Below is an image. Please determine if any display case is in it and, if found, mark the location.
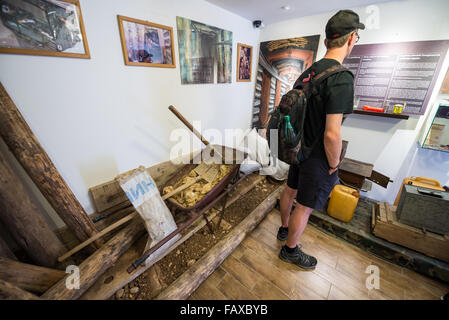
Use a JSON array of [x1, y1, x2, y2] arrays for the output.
[[421, 104, 449, 152]]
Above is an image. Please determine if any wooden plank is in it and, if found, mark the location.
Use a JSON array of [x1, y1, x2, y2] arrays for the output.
[[371, 203, 377, 232], [0, 257, 65, 293], [0, 279, 40, 300], [41, 219, 145, 300], [378, 202, 387, 222], [0, 150, 66, 267], [339, 158, 373, 177], [155, 185, 284, 300], [80, 173, 266, 300], [89, 160, 185, 213], [372, 206, 449, 263], [0, 82, 101, 246], [367, 170, 391, 188]]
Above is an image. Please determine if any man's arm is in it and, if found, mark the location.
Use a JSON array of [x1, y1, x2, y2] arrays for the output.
[[324, 113, 343, 175]]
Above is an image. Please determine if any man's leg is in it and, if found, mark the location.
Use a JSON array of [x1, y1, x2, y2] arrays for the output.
[[279, 186, 297, 228], [285, 202, 313, 248], [277, 165, 299, 241], [279, 201, 317, 270]]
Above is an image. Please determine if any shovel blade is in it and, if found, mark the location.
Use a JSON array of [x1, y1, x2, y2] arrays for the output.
[[193, 162, 209, 176], [202, 167, 219, 183]]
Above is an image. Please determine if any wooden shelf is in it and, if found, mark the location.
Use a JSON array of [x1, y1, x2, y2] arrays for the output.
[[353, 110, 409, 119]]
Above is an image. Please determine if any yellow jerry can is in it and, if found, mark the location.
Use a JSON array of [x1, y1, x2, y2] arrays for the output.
[[393, 177, 445, 206], [327, 185, 360, 223]]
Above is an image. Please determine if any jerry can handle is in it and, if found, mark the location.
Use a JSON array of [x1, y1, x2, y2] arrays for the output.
[[411, 177, 441, 187]]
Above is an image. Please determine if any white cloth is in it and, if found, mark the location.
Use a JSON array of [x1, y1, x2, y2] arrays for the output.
[[235, 128, 289, 180]]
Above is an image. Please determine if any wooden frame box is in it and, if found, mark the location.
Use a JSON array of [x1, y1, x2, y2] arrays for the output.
[[0, 0, 90, 59], [117, 15, 175, 68], [236, 43, 252, 82]]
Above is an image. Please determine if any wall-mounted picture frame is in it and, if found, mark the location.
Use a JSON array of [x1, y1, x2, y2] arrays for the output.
[[237, 43, 252, 82], [0, 0, 90, 59], [117, 15, 175, 68]]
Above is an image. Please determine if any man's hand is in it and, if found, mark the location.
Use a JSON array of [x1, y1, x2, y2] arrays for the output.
[[324, 113, 343, 175]]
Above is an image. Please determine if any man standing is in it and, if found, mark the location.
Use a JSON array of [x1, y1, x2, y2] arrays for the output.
[[277, 10, 364, 270]]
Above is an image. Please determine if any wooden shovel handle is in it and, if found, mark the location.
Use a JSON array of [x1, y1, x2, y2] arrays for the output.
[[168, 105, 210, 146], [57, 212, 138, 262]]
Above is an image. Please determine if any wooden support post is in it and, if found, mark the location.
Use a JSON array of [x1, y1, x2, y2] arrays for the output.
[[0, 151, 66, 267], [41, 219, 145, 300], [0, 82, 101, 246], [155, 185, 284, 300], [0, 279, 40, 300], [0, 233, 16, 260], [0, 257, 65, 293]]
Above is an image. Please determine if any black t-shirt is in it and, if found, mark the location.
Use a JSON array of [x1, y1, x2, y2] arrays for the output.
[[295, 58, 354, 160]]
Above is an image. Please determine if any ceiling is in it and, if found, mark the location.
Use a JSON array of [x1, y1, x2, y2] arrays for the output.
[[205, 0, 394, 25]]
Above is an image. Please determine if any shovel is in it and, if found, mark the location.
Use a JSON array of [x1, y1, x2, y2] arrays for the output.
[[161, 163, 218, 200]]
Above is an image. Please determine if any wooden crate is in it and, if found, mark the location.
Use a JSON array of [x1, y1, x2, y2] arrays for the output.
[[372, 202, 449, 263]]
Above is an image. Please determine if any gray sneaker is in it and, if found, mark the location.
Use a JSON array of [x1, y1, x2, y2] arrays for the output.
[[279, 245, 317, 270], [277, 226, 288, 241]]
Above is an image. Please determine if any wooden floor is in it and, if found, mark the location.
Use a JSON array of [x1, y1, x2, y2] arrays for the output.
[[189, 209, 449, 300]]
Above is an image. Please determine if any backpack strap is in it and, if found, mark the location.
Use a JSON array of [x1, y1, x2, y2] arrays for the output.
[[295, 64, 353, 162], [312, 64, 352, 86], [294, 64, 353, 92]]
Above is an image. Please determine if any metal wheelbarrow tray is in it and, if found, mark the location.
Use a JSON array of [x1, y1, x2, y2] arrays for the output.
[[127, 146, 248, 273], [161, 145, 247, 213]]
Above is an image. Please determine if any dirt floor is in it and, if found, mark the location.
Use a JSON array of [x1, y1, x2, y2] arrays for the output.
[[113, 177, 283, 300]]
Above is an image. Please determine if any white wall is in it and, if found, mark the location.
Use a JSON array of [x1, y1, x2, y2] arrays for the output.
[[260, 0, 449, 202], [0, 0, 260, 223]]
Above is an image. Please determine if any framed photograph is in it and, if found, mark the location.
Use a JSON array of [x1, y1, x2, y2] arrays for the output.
[[177, 16, 232, 84], [237, 43, 252, 82], [0, 0, 90, 59], [117, 15, 175, 68]]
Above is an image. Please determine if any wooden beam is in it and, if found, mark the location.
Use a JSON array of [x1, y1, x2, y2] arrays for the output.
[[0, 233, 16, 260], [0, 257, 65, 293], [41, 218, 145, 300], [0, 279, 40, 300], [155, 185, 284, 300], [0, 150, 66, 267], [80, 173, 266, 300], [0, 82, 101, 246]]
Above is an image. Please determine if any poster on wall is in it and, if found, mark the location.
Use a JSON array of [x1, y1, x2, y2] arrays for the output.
[[176, 16, 232, 84], [343, 40, 449, 115], [117, 15, 175, 68], [0, 0, 90, 58], [237, 43, 252, 82], [251, 35, 320, 129]]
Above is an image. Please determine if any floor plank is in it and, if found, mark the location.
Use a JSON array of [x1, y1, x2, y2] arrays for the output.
[[216, 273, 260, 300], [190, 209, 449, 300]]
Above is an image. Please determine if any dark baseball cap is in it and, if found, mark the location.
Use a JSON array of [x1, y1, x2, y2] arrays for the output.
[[325, 10, 365, 39]]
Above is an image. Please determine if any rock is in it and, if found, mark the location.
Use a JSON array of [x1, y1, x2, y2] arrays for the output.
[[176, 250, 181, 255], [130, 287, 139, 294], [187, 259, 196, 267], [115, 289, 125, 299]]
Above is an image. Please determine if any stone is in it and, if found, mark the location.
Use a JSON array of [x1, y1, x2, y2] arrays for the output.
[[187, 259, 196, 267], [115, 289, 125, 299], [130, 287, 139, 294]]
